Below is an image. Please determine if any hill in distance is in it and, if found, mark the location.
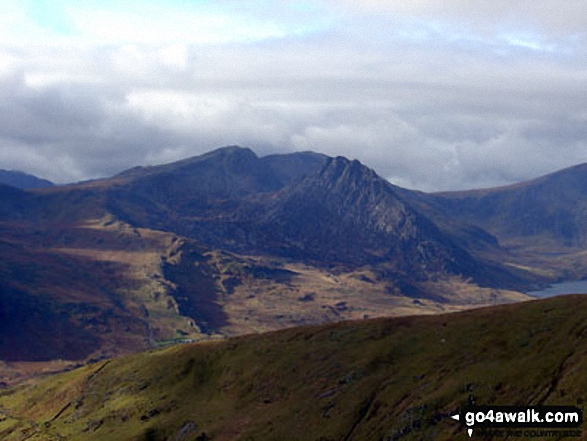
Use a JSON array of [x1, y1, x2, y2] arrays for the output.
[[43, 146, 538, 290], [0, 169, 53, 189], [1, 294, 586, 440], [406, 162, 587, 281], [3, 146, 587, 383]]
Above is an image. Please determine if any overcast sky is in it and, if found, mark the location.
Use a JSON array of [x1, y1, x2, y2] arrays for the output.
[[1, 0, 587, 191]]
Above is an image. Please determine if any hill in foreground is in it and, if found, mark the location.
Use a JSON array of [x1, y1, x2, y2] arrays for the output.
[[1, 294, 586, 440]]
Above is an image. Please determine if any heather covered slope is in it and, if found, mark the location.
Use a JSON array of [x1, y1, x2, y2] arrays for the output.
[[1, 295, 586, 440]]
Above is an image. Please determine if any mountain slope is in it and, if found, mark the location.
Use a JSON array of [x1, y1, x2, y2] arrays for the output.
[[100, 149, 533, 291], [253, 156, 522, 289], [428, 163, 587, 246], [0, 183, 34, 218], [405, 163, 587, 280], [0, 147, 540, 380], [1, 294, 586, 440], [0, 202, 516, 382], [111, 146, 326, 203], [0, 218, 211, 365], [0, 170, 54, 189]]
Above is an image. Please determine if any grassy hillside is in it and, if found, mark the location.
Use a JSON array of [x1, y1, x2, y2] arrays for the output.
[[1, 295, 587, 440]]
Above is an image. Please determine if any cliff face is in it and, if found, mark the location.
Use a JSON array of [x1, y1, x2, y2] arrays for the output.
[[257, 156, 471, 273], [108, 149, 501, 285]]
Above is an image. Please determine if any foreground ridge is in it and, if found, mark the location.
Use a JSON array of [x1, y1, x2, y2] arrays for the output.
[[1, 295, 587, 440]]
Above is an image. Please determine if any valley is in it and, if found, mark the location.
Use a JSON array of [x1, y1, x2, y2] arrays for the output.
[[2, 146, 587, 388], [3, 1, 586, 439], [0, 212, 524, 385], [1, 294, 587, 440]]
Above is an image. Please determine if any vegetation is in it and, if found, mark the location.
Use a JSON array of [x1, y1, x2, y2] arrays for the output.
[[1, 295, 587, 440]]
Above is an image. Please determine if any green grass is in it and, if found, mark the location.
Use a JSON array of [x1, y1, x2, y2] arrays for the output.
[[2, 295, 587, 440]]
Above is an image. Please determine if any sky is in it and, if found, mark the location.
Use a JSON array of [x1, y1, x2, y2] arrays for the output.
[[1, 1, 587, 191]]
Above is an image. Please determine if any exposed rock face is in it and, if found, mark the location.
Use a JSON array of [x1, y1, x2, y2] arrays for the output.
[[257, 156, 471, 273], [106, 148, 496, 284], [0, 146, 552, 368]]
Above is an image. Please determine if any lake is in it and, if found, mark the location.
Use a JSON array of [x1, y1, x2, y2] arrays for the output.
[[526, 280, 587, 298]]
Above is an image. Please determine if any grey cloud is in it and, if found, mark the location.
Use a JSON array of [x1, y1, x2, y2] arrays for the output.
[[0, 73, 112, 143], [0, 71, 185, 182], [1, 11, 587, 191], [523, 116, 587, 144]]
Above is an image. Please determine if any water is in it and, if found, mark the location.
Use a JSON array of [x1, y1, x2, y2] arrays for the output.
[[526, 280, 587, 298]]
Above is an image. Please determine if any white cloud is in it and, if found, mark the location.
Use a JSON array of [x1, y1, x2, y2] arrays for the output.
[[67, 5, 288, 45], [158, 44, 189, 70], [333, 0, 587, 36], [0, 1, 587, 190]]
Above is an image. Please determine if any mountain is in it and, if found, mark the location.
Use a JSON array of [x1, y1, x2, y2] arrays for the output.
[[429, 163, 587, 245], [0, 183, 33, 217], [16, 145, 525, 290], [406, 162, 587, 280], [0, 169, 54, 189], [99, 148, 531, 288], [4, 148, 587, 439], [1, 294, 586, 440], [0, 146, 560, 381]]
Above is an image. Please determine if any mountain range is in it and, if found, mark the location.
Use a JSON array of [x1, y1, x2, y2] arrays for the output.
[[1, 146, 587, 382]]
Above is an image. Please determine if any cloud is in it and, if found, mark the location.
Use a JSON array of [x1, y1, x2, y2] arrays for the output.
[[0, 1, 586, 190], [0, 69, 178, 182], [333, 1, 587, 36]]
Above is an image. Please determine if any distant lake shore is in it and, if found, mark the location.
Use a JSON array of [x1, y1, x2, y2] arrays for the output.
[[526, 280, 587, 298]]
